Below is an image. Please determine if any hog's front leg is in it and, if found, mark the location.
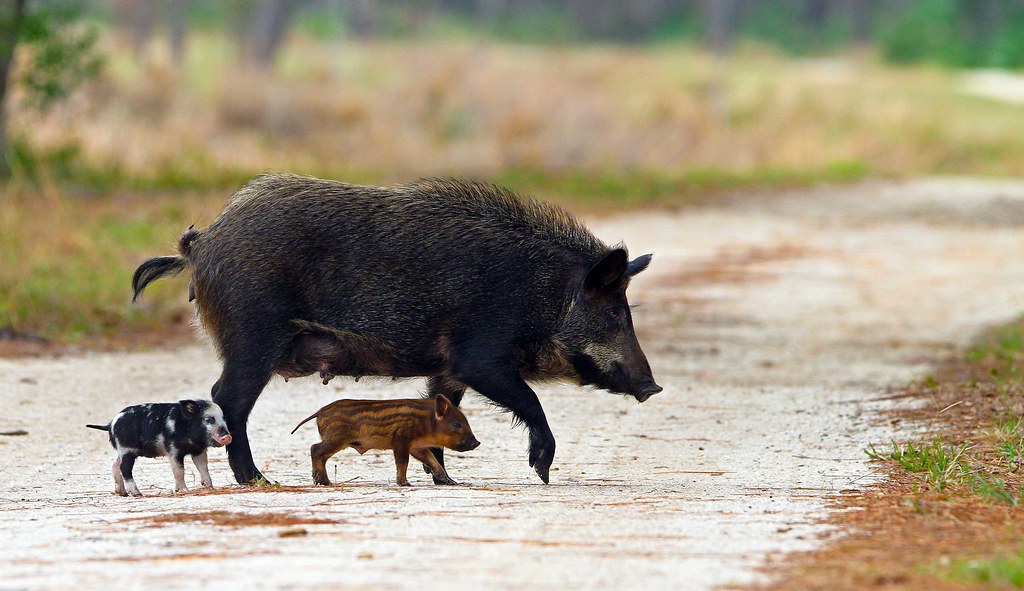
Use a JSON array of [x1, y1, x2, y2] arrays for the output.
[[169, 452, 188, 493], [411, 448, 458, 485], [393, 445, 411, 487], [191, 450, 213, 488]]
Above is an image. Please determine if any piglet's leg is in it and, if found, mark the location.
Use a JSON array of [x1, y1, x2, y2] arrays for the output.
[[393, 446, 411, 487], [169, 453, 188, 493], [112, 456, 126, 496], [192, 451, 213, 488], [119, 452, 142, 497], [411, 448, 458, 485]]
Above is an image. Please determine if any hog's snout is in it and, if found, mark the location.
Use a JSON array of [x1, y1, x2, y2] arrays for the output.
[[633, 383, 663, 403], [456, 437, 481, 452], [210, 431, 233, 447]]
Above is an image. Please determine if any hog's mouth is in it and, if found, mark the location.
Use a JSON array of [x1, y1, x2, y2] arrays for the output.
[[454, 437, 481, 452], [570, 355, 662, 402]]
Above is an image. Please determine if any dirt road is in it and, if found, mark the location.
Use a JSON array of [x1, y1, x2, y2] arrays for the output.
[[3, 179, 1024, 590]]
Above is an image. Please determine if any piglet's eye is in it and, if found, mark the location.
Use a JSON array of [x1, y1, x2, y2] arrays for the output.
[[452, 421, 462, 429], [205, 417, 215, 424]]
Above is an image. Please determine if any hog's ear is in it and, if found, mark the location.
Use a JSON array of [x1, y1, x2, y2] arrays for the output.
[[179, 400, 199, 417], [627, 253, 653, 277], [434, 395, 452, 419], [584, 248, 629, 295]]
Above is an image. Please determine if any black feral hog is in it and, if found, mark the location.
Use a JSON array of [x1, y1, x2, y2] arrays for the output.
[[132, 174, 661, 485], [290, 394, 480, 486]]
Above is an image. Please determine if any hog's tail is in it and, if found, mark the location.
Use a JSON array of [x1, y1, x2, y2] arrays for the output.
[[131, 226, 201, 303], [290, 411, 319, 435], [85, 423, 110, 431]]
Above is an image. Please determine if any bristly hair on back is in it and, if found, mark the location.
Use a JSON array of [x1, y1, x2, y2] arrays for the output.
[[401, 178, 607, 255]]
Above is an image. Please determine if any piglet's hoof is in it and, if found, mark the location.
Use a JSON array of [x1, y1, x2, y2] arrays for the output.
[[432, 475, 459, 485], [397, 479, 411, 487]]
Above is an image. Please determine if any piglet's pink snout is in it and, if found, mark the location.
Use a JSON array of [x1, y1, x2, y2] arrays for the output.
[[217, 434, 233, 446]]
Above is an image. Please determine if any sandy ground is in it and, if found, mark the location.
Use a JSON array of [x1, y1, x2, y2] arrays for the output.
[[3, 178, 1024, 590]]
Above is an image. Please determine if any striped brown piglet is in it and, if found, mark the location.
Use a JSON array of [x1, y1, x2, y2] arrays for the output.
[[291, 395, 480, 486]]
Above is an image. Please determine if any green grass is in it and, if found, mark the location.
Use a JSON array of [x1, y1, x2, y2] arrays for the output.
[[968, 317, 1024, 381], [497, 160, 870, 206], [865, 439, 971, 491], [948, 549, 1024, 588]]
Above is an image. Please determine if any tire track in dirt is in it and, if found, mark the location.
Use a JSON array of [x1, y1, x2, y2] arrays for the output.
[[2, 179, 1024, 589]]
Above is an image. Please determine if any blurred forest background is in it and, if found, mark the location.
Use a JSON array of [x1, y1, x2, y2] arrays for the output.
[[2, 0, 1024, 343]]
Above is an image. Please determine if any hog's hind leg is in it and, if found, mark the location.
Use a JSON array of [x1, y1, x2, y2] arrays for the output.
[[118, 452, 142, 497], [213, 338, 286, 485], [310, 440, 346, 486], [112, 456, 126, 496]]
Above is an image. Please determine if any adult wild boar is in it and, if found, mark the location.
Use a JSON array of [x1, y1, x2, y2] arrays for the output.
[[132, 174, 661, 484]]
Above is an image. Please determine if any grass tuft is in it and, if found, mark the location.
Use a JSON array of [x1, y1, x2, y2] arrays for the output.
[[948, 549, 1024, 588]]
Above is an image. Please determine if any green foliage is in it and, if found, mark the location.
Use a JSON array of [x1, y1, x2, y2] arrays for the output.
[[497, 160, 869, 207], [740, 2, 852, 54], [948, 549, 1024, 588], [881, 0, 1024, 68], [15, 3, 103, 111], [865, 439, 970, 490]]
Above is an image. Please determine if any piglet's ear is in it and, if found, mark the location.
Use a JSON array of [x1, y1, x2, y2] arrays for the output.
[[584, 248, 629, 295], [179, 400, 199, 417], [434, 395, 452, 420]]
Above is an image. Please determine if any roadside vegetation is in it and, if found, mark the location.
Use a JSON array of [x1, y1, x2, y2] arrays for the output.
[[762, 317, 1024, 590], [4, 22, 1024, 344]]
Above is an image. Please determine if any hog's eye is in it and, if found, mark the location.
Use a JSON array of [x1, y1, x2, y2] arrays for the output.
[[606, 307, 624, 321], [452, 421, 462, 430]]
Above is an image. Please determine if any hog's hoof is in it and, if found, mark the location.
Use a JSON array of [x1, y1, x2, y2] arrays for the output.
[[232, 465, 267, 486], [432, 475, 458, 486], [312, 474, 332, 487], [397, 479, 411, 487], [528, 434, 555, 484]]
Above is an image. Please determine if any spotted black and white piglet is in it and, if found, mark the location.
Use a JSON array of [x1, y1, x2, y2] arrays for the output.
[[87, 400, 233, 496]]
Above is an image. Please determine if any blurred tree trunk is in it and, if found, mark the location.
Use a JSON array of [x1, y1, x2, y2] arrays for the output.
[[129, 0, 156, 59], [0, 0, 26, 178], [474, 0, 505, 24], [347, 0, 379, 39], [841, 0, 873, 46], [705, 0, 737, 55], [802, 0, 829, 31], [704, 0, 737, 126], [168, 0, 189, 67], [249, 0, 303, 67]]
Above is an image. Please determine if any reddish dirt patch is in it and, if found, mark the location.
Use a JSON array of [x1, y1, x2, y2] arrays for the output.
[[756, 321, 1024, 590], [126, 510, 338, 528], [655, 243, 815, 290]]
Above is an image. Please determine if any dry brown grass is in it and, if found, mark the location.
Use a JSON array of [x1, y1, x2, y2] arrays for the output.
[[18, 32, 1024, 181]]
